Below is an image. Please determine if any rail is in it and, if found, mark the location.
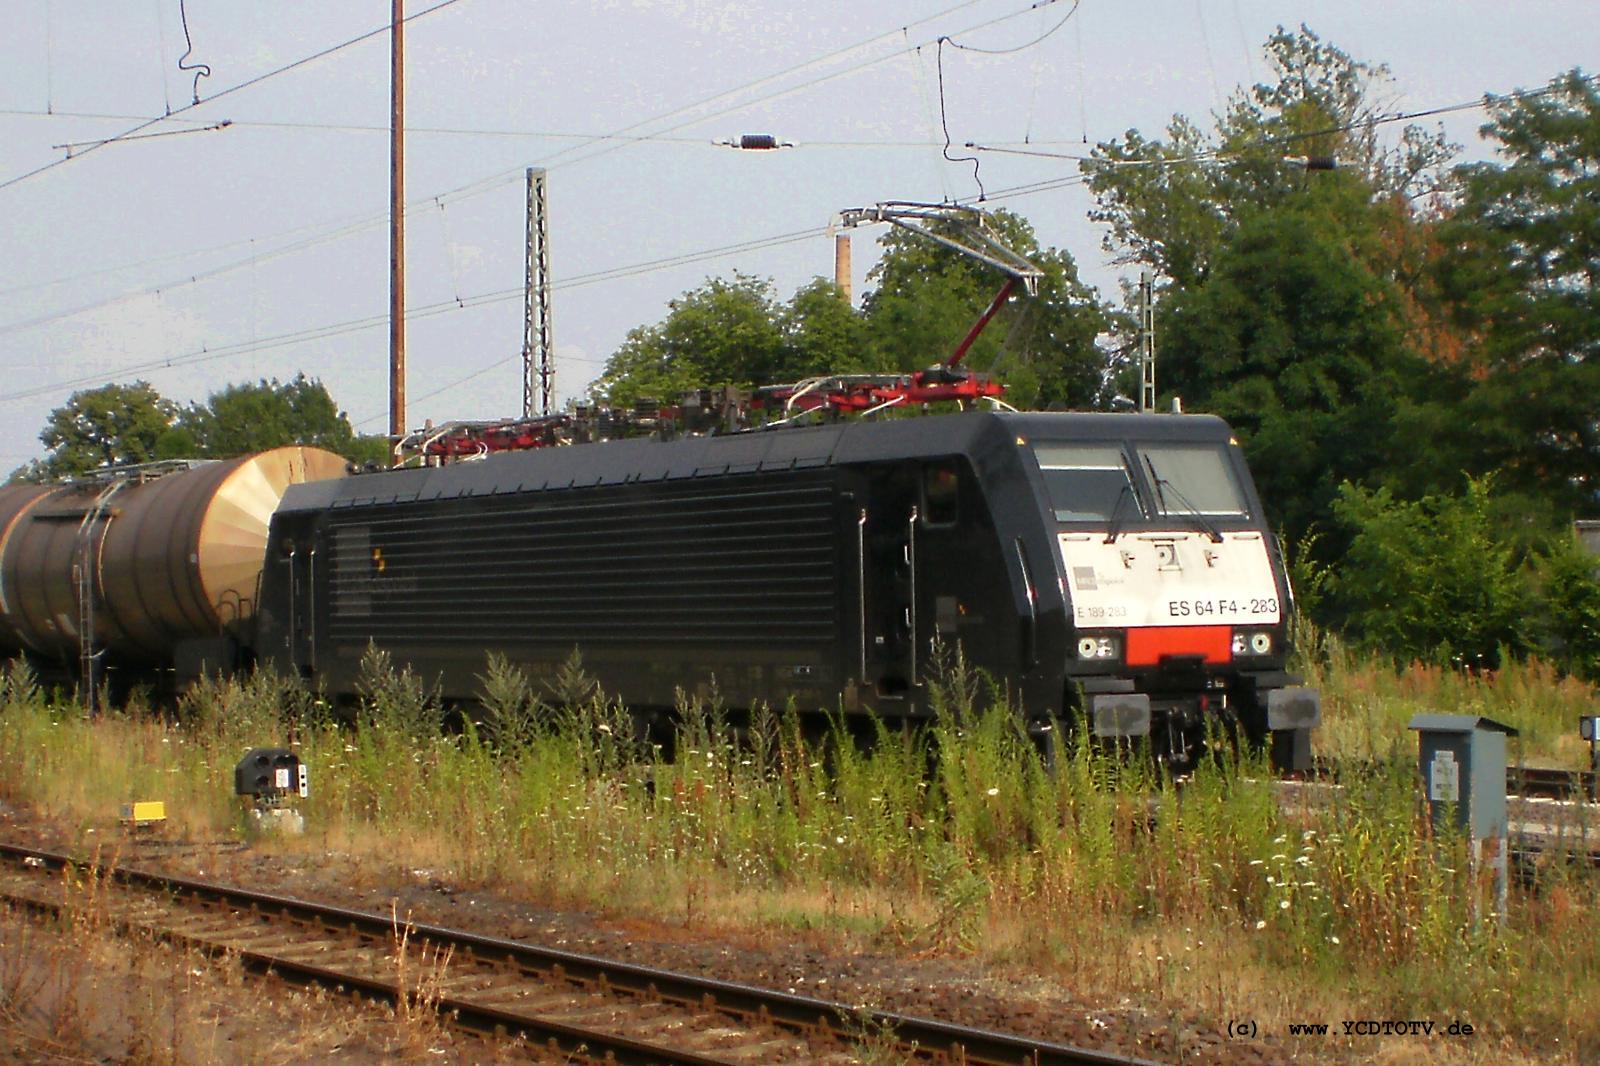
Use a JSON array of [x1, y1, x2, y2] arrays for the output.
[[0, 842, 1154, 1066]]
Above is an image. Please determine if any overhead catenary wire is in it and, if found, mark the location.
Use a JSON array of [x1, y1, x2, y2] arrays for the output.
[[9, 60, 1581, 419], [931, 1, 1083, 200], [7, 3, 1587, 438], [525, 0, 1083, 178], [0, 0, 467, 194], [375, 168, 1101, 422], [524, 0, 995, 176], [967, 71, 1600, 164], [1, 107, 1052, 147], [0, 0, 1082, 328], [0, 224, 827, 410], [935, 40, 983, 199], [50, 120, 231, 156], [7, 59, 1584, 335], [0, 120, 1077, 323], [941, 0, 1080, 55]]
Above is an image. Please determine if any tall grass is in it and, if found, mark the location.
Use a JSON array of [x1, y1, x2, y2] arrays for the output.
[[1, 650, 1597, 1058], [1297, 619, 1600, 767]]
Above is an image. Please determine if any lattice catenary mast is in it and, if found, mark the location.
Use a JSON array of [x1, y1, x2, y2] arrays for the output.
[[523, 167, 553, 417]]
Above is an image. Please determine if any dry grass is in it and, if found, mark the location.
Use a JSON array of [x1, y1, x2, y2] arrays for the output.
[[388, 901, 456, 1058], [0, 860, 504, 1063], [1299, 627, 1600, 768]]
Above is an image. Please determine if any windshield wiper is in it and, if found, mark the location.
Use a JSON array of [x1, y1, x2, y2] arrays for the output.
[[1102, 482, 1135, 543], [1102, 452, 1145, 543], [1143, 454, 1224, 543]]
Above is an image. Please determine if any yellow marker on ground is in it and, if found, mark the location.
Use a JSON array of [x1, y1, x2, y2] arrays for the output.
[[119, 801, 166, 827]]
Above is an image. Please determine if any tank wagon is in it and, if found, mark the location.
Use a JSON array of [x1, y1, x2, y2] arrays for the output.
[[0, 447, 349, 694], [256, 410, 1319, 769]]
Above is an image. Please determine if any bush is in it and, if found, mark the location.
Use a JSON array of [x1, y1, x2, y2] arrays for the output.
[[1331, 476, 1530, 666], [1533, 533, 1600, 681]]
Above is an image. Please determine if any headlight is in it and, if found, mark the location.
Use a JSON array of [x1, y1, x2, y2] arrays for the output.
[[1231, 631, 1274, 656], [1077, 635, 1121, 660]]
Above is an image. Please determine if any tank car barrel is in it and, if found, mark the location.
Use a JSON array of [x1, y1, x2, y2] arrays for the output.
[[0, 448, 347, 668]]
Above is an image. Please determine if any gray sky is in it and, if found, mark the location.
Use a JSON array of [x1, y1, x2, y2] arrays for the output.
[[0, 1, 1594, 470]]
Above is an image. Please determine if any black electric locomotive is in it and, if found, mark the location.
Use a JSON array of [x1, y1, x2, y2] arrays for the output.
[[254, 410, 1319, 768]]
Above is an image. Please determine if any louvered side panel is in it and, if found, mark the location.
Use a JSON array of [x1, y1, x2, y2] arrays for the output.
[[327, 473, 841, 646]]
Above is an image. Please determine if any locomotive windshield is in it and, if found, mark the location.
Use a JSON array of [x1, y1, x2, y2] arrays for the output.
[[1033, 443, 1145, 522], [1135, 443, 1249, 517]]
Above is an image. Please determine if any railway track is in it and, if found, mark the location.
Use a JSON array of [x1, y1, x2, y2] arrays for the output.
[[1507, 765, 1599, 802], [0, 842, 1153, 1066], [1306, 760, 1599, 803]]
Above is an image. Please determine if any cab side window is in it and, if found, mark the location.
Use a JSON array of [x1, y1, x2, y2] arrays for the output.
[[922, 461, 960, 526]]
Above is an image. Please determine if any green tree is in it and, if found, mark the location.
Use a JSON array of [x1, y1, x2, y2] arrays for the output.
[[13, 375, 388, 483], [344, 433, 395, 468], [590, 212, 1109, 410], [176, 374, 363, 459], [1156, 180, 1443, 544], [776, 278, 877, 380], [1086, 25, 1456, 289], [589, 273, 789, 404], [17, 380, 180, 481], [1434, 70, 1600, 514], [1084, 26, 1475, 549], [1331, 477, 1530, 666], [1533, 533, 1600, 681]]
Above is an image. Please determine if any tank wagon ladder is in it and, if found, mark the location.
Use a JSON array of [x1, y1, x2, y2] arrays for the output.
[[69, 460, 201, 709], [72, 479, 126, 710]]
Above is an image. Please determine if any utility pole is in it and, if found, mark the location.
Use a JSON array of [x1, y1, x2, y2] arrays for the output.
[[1138, 269, 1155, 413], [388, 0, 407, 440], [833, 233, 852, 305], [523, 168, 553, 417]]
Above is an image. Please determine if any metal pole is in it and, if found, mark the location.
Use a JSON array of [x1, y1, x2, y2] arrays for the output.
[[1139, 269, 1155, 413], [388, 0, 407, 439]]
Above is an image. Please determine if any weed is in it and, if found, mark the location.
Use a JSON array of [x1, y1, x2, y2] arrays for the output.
[[390, 901, 455, 1057], [840, 1001, 908, 1066]]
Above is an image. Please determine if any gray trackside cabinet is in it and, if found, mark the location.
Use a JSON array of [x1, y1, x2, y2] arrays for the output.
[[1406, 714, 1517, 841]]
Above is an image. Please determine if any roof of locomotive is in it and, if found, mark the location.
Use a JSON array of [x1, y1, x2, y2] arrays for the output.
[[276, 410, 1237, 515]]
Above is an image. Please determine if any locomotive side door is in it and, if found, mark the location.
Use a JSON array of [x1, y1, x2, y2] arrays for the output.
[[283, 528, 321, 679], [861, 465, 919, 704]]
